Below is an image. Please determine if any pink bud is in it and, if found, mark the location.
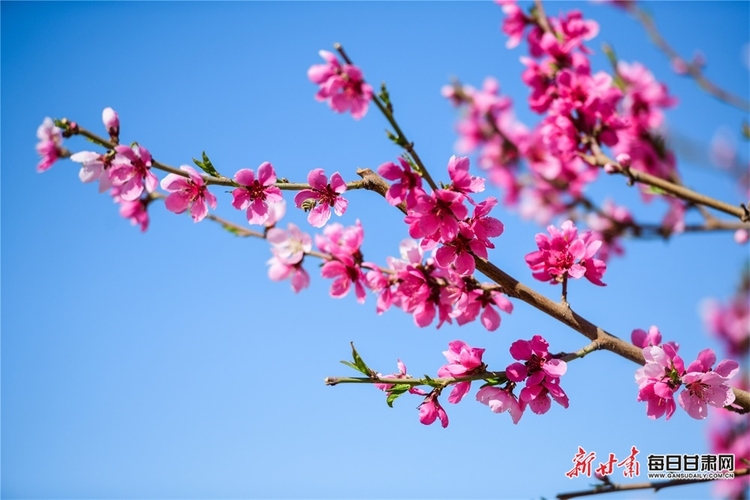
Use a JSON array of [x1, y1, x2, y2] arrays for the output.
[[603, 163, 618, 174], [102, 107, 120, 135], [734, 229, 749, 244], [615, 153, 631, 168]]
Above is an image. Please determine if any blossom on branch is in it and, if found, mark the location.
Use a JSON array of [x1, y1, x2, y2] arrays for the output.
[[231, 162, 284, 225], [109, 143, 157, 202], [525, 220, 606, 286], [476, 384, 526, 424], [294, 168, 348, 228], [378, 158, 423, 208], [678, 348, 739, 419], [308, 50, 373, 120], [70, 151, 113, 193], [36, 117, 63, 172], [102, 107, 120, 142], [418, 395, 449, 428], [160, 165, 217, 223], [506, 335, 569, 415], [437, 340, 486, 404], [266, 223, 312, 293], [634, 343, 684, 420]]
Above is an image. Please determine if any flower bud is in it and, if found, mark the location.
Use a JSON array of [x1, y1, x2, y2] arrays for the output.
[[615, 153, 632, 168], [603, 163, 618, 174], [102, 107, 120, 138], [734, 229, 749, 244]]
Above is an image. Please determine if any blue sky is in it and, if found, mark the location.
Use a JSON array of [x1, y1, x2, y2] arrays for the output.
[[2, 1, 748, 499]]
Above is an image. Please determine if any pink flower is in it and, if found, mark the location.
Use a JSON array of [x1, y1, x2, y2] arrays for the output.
[[321, 259, 367, 303], [102, 107, 119, 141], [264, 198, 287, 228], [308, 50, 374, 120], [434, 224, 481, 275], [374, 360, 426, 395], [702, 292, 750, 357], [160, 166, 217, 222], [634, 344, 684, 420], [447, 155, 485, 196], [437, 340, 486, 404], [404, 189, 468, 243], [231, 163, 284, 225], [585, 199, 632, 262], [378, 158, 424, 208], [315, 221, 364, 261], [476, 385, 526, 424], [678, 349, 739, 419], [70, 151, 113, 193], [453, 289, 513, 332], [497, 0, 528, 49], [418, 396, 449, 428], [631, 326, 663, 348], [525, 220, 607, 286], [36, 117, 63, 172], [506, 335, 569, 414], [118, 199, 149, 232], [109, 144, 157, 201], [266, 223, 312, 293], [294, 169, 348, 227]]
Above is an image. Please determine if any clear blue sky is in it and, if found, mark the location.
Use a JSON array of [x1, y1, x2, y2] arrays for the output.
[[2, 1, 748, 498]]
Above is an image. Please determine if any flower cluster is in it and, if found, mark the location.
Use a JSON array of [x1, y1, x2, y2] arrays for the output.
[[505, 335, 569, 415], [47, 110, 166, 232], [525, 220, 607, 286], [377, 336, 567, 428], [308, 50, 374, 119], [633, 327, 739, 420], [316, 221, 368, 303]]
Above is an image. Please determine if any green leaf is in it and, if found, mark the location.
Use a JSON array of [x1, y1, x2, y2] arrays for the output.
[[340, 360, 360, 372], [193, 151, 221, 177], [385, 386, 412, 408], [349, 342, 371, 376], [742, 121, 750, 140]]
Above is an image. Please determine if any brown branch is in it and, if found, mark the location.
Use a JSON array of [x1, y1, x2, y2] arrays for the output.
[[71, 124, 369, 192], [354, 168, 750, 414], [581, 142, 750, 222], [557, 467, 749, 499], [625, 4, 750, 112]]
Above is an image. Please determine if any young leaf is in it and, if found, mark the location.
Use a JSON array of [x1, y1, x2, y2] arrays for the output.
[[192, 151, 221, 177], [349, 342, 372, 376]]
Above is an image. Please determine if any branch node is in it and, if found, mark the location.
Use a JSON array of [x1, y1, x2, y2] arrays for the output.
[[740, 203, 750, 223]]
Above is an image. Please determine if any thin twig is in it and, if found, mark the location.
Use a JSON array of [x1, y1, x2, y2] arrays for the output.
[[625, 4, 750, 112], [557, 467, 749, 499]]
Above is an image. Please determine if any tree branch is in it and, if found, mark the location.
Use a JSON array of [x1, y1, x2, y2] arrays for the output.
[[557, 467, 750, 499]]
